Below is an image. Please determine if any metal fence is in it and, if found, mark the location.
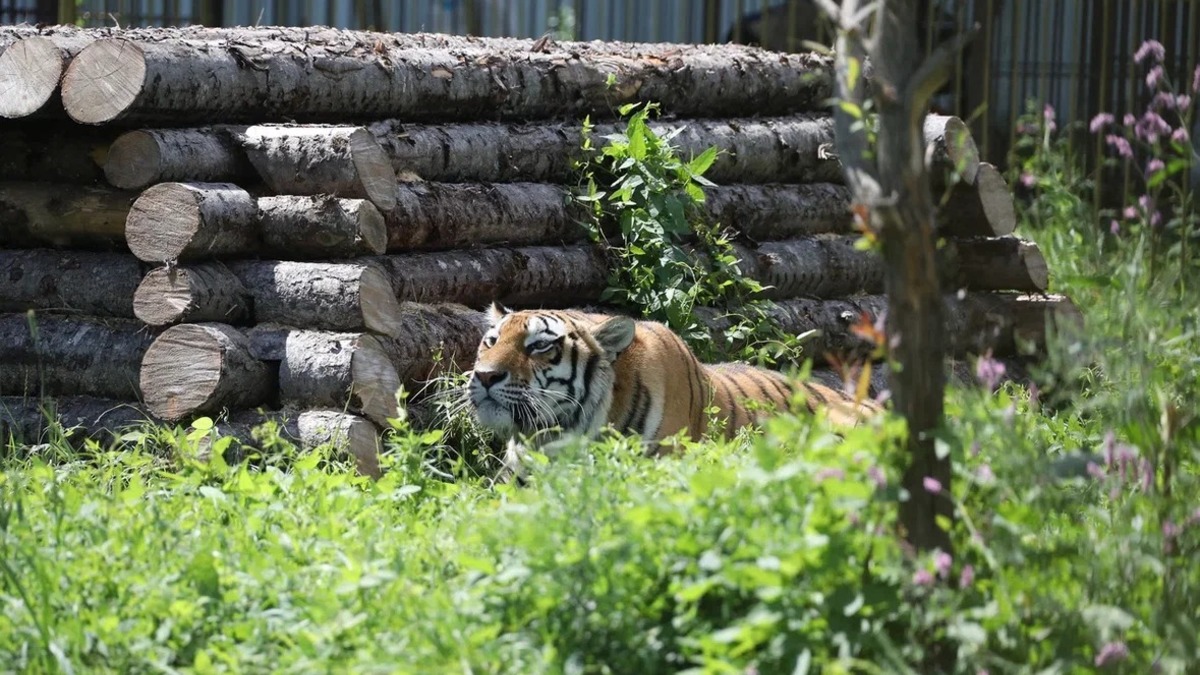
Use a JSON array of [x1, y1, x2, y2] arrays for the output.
[[4, 0, 1199, 164]]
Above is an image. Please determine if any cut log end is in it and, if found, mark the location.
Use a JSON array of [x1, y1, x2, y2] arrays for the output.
[[351, 336, 404, 427], [127, 182, 206, 262], [133, 264, 251, 326], [62, 38, 146, 125], [140, 323, 269, 421], [359, 266, 407, 336], [0, 37, 66, 118], [975, 164, 1017, 236], [924, 114, 980, 185], [104, 130, 163, 189], [349, 128, 397, 211]]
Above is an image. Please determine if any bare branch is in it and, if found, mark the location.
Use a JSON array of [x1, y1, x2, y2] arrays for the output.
[[904, 23, 981, 125]]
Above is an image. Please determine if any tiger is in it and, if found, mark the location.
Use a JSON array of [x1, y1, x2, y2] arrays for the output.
[[466, 304, 882, 450]]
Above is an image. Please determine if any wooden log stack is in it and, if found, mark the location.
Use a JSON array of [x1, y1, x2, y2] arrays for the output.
[[0, 24, 1076, 474]]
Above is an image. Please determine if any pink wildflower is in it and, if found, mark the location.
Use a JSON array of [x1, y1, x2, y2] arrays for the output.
[[1043, 104, 1057, 132], [976, 464, 996, 484], [1123, 205, 1139, 220], [1087, 461, 1106, 479], [1095, 641, 1129, 667], [975, 352, 1007, 390], [923, 476, 942, 494], [1139, 458, 1154, 491], [1106, 134, 1133, 159], [1020, 172, 1036, 188], [1123, 113, 1137, 126], [1110, 219, 1120, 235], [912, 569, 934, 586], [867, 466, 887, 489], [1192, 64, 1200, 94], [934, 551, 952, 579], [1177, 94, 1192, 109], [815, 467, 846, 482], [1163, 520, 1182, 538], [1089, 112, 1114, 133], [1147, 158, 1165, 176], [1172, 127, 1190, 144], [1152, 91, 1177, 110], [1134, 39, 1165, 64], [959, 564, 975, 588], [1135, 111, 1171, 143], [1146, 66, 1165, 88]]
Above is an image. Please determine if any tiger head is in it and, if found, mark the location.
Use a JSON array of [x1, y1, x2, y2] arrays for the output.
[[467, 305, 636, 440]]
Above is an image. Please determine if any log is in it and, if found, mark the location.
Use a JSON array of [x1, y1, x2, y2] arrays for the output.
[[139, 323, 272, 421], [924, 114, 980, 185], [0, 249, 142, 317], [732, 236, 883, 299], [0, 181, 134, 250], [103, 127, 253, 190], [206, 409, 383, 478], [236, 125, 397, 211], [226, 260, 405, 334], [936, 163, 1017, 237], [259, 196, 386, 258], [373, 303, 485, 385], [0, 313, 152, 399], [386, 182, 585, 251], [369, 114, 845, 184], [125, 182, 257, 263], [0, 396, 153, 447], [945, 237, 1050, 293], [0, 28, 95, 118], [60, 30, 833, 125], [133, 263, 251, 326], [0, 123, 114, 183], [246, 327, 402, 427]]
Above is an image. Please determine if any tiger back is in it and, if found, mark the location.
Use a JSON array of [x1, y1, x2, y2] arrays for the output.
[[467, 305, 881, 444]]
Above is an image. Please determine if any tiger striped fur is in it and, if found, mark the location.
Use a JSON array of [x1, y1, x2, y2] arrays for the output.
[[467, 305, 882, 446]]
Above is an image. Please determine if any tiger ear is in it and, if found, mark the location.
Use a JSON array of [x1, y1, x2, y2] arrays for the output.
[[487, 302, 511, 326], [592, 316, 636, 357]]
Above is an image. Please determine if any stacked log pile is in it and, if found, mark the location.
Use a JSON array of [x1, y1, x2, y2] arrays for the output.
[[0, 24, 1078, 474]]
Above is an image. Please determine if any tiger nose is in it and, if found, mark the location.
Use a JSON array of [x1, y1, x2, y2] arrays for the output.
[[474, 369, 508, 388]]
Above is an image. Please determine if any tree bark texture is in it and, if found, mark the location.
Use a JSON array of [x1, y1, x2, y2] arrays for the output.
[[0, 249, 142, 317], [259, 196, 387, 258], [0, 396, 153, 446], [0, 123, 115, 183], [236, 125, 397, 211], [225, 260, 405, 334], [369, 114, 845, 185], [0, 313, 153, 399], [139, 322, 272, 421], [60, 29, 834, 125], [125, 182, 258, 263], [133, 263, 251, 327], [245, 327, 403, 427], [0, 181, 134, 250], [205, 409, 383, 478], [0, 28, 95, 118], [122, 182, 387, 260], [935, 163, 1017, 238], [374, 303, 485, 385], [103, 127, 254, 190], [944, 237, 1049, 293]]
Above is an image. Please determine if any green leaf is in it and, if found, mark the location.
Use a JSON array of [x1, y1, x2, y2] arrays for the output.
[[687, 146, 719, 177]]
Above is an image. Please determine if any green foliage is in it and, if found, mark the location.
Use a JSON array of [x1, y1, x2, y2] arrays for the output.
[[573, 103, 804, 365]]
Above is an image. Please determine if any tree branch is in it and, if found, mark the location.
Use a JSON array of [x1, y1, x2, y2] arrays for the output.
[[904, 23, 981, 126]]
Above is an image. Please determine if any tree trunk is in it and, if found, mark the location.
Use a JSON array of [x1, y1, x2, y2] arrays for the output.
[[246, 327, 403, 427], [0, 28, 95, 118], [0, 123, 115, 183], [0, 181, 134, 250], [259, 196, 387, 257], [936, 163, 1017, 237], [205, 409, 383, 478], [704, 183, 856, 240], [0, 395, 153, 446], [103, 127, 254, 190], [945, 237, 1049, 293], [0, 313, 152, 399], [225, 260, 405, 335], [369, 114, 845, 185], [60, 30, 834, 125], [125, 182, 258, 263], [236, 125, 397, 211], [0, 249, 143, 317], [133, 263, 251, 326], [139, 322, 272, 421]]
